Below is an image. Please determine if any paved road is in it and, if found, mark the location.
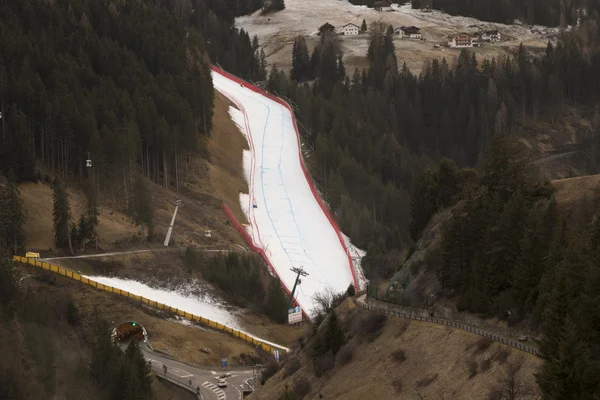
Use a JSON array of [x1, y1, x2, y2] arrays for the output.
[[140, 344, 256, 400], [39, 247, 238, 262]]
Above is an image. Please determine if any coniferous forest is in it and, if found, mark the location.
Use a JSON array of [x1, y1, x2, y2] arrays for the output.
[[272, 20, 600, 397], [0, 0, 266, 198], [410, 0, 588, 26], [272, 22, 600, 278], [2, 0, 600, 397]]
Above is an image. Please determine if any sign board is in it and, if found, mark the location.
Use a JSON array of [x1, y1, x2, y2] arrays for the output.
[[220, 358, 228, 369], [288, 306, 302, 324]]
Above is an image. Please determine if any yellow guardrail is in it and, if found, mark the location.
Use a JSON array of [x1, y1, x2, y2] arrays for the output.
[[13, 255, 288, 355]]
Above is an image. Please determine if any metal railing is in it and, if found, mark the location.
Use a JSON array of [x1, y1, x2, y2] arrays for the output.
[[355, 295, 541, 358], [152, 368, 203, 400]]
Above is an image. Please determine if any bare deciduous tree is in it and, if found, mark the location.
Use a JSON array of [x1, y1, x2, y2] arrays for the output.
[[488, 355, 536, 400], [311, 287, 344, 316]]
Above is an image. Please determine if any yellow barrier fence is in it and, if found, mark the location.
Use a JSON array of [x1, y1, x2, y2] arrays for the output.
[[12, 256, 288, 355]]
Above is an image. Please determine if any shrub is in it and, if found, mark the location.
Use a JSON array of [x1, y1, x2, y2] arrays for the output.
[[346, 283, 355, 297], [391, 349, 406, 362], [466, 359, 478, 379], [67, 299, 79, 325], [467, 337, 492, 355], [392, 378, 403, 393], [352, 312, 387, 339], [336, 343, 354, 365], [283, 358, 301, 378], [394, 320, 410, 338], [261, 360, 279, 384], [293, 376, 311, 399], [313, 352, 334, 377], [480, 358, 492, 372], [493, 348, 511, 364], [416, 373, 438, 388]]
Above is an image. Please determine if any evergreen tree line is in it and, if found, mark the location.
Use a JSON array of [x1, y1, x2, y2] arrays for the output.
[[0, 175, 26, 257], [0, 258, 155, 399], [0, 0, 267, 201], [267, 21, 600, 279], [421, 136, 600, 398], [90, 318, 153, 400], [52, 173, 153, 254], [184, 248, 288, 322], [0, 0, 214, 192], [410, 0, 587, 26]]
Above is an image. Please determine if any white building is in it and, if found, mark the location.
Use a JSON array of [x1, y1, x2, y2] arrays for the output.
[[341, 23, 360, 36], [481, 30, 501, 42], [448, 33, 474, 48]]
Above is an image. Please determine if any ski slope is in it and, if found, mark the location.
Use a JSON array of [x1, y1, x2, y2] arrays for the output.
[[212, 68, 367, 318]]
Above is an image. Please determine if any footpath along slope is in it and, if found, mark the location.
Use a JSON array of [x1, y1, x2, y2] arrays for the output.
[[211, 68, 362, 317]]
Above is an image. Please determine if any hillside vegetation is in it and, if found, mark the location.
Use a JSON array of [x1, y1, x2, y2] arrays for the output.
[[251, 298, 541, 400], [409, 0, 588, 27], [0, 0, 266, 197], [0, 258, 183, 400]]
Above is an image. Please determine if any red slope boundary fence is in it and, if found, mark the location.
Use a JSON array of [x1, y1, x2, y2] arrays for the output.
[[221, 203, 310, 321], [211, 65, 359, 306]]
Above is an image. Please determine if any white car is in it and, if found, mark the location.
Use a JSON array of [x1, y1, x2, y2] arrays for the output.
[[217, 379, 227, 388]]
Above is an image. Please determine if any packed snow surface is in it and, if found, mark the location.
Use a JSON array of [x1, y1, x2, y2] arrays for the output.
[[83, 275, 290, 351], [212, 71, 366, 317]]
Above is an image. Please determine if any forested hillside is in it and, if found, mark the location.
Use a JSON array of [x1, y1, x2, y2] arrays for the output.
[[267, 19, 600, 398], [0, 0, 266, 196], [0, 258, 162, 400], [268, 22, 600, 279], [410, 0, 588, 26]]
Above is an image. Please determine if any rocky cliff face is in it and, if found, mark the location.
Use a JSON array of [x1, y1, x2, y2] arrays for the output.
[[386, 207, 452, 308]]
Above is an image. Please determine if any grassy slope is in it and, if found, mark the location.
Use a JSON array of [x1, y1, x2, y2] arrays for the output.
[[18, 89, 303, 350], [23, 262, 263, 367], [251, 299, 541, 400], [253, 175, 600, 400], [20, 93, 248, 256]]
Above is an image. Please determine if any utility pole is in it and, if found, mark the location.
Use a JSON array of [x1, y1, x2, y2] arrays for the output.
[[288, 266, 308, 310], [163, 199, 182, 247]]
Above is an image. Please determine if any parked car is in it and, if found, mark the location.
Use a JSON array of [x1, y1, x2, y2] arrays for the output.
[[217, 379, 227, 388]]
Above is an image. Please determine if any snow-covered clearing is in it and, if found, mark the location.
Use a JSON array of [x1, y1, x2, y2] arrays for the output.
[[212, 70, 367, 318], [237, 1, 560, 74]]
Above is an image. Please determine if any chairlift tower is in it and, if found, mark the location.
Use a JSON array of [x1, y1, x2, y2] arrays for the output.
[[288, 266, 308, 310], [164, 200, 182, 247]]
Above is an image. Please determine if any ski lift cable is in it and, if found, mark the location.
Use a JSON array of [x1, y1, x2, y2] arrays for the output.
[[0, 100, 128, 178]]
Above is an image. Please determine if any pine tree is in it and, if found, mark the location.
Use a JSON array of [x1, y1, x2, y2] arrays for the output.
[[337, 54, 346, 82], [291, 36, 310, 82], [512, 207, 544, 313], [360, 19, 368, 33], [83, 187, 100, 248], [128, 174, 153, 239], [52, 178, 73, 254], [323, 310, 345, 355], [408, 169, 438, 241], [265, 280, 287, 323], [0, 258, 19, 316], [536, 317, 600, 399], [0, 178, 26, 256]]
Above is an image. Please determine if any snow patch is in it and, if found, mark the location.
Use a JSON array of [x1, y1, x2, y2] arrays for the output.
[[83, 275, 243, 329]]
